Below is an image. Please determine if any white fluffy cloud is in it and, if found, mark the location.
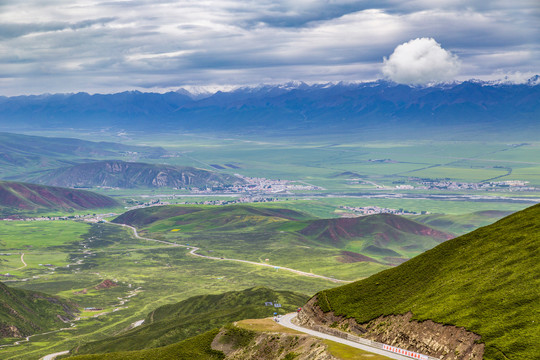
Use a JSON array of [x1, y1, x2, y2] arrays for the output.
[[382, 38, 461, 84]]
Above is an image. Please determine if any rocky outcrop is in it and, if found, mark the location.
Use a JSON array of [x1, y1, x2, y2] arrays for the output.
[[297, 296, 484, 360], [212, 327, 337, 360], [0, 324, 24, 338]]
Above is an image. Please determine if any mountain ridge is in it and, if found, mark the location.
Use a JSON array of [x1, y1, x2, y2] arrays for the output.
[[17, 160, 245, 189], [1, 80, 538, 138]]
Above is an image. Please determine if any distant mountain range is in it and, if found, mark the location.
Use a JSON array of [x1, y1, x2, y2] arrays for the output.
[[17, 160, 245, 189], [1, 79, 538, 138]]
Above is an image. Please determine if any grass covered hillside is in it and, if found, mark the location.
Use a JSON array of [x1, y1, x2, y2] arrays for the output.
[[23, 160, 244, 189], [0, 181, 120, 216], [71, 286, 307, 355], [0, 132, 166, 179], [0, 281, 78, 340], [297, 214, 452, 259], [415, 210, 514, 236], [67, 329, 224, 360], [113, 204, 309, 231], [313, 204, 540, 360], [112, 204, 453, 281]]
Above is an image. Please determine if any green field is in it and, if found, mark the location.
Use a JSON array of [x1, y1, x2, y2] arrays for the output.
[[0, 220, 340, 359]]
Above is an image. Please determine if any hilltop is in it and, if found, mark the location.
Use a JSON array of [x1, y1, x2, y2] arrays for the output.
[[0, 181, 120, 216], [298, 204, 540, 360], [113, 204, 308, 229], [71, 286, 308, 355], [0, 281, 78, 339], [298, 215, 452, 258], [20, 160, 244, 189]]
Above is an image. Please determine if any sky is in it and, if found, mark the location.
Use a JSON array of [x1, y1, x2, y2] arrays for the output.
[[0, 0, 538, 95]]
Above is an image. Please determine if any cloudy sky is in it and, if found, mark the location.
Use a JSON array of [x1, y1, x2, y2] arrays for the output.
[[0, 0, 538, 95]]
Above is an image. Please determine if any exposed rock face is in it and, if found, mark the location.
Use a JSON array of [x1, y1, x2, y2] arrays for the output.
[[297, 296, 484, 360], [212, 328, 337, 360], [0, 324, 23, 338]]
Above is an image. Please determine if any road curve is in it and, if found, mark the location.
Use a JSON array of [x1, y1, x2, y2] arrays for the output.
[[40, 350, 69, 360], [280, 313, 411, 360], [113, 223, 350, 283]]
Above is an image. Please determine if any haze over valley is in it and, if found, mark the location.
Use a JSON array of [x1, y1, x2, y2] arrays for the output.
[[0, 1, 538, 359]]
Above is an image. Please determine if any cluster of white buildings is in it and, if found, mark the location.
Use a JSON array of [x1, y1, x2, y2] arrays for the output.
[[394, 180, 535, 191], [340, 205, 424, 217], [191, 174, 323, 194]]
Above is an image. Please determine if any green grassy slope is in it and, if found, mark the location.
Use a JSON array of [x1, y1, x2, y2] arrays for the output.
[[114, 205, 451, 253], [0, 181, 120, 216], [0, 132, 166, 178], [67, 329, 224, 360], [71, 287, 307, 355], [113, 204, 309, 229], [415, 210, 514, 235], [110, 205, 456, 281], [0, 281, 78, 339], [296, 214, 452, 258], [314, 204, 540, 360]]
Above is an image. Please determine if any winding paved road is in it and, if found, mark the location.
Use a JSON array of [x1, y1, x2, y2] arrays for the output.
[[280, 313, 412, 360], [113, 223, 350, 283]]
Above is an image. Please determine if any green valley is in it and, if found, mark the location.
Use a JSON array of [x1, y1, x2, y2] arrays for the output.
[[112, 204, 455, 279]]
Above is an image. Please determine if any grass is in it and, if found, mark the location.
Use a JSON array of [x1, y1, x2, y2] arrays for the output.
[[414, 210, 513, 235], [114, 204, 461, 280], [0, 221, 91, 249], [71, 287, 309, 355], [1, 220, 339, 360], [66, 329, 224, 360], [0, 281, 78, 342], [315, 203, 540, 360]]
